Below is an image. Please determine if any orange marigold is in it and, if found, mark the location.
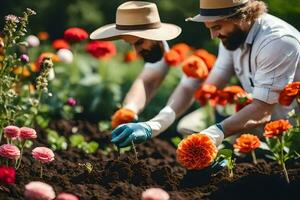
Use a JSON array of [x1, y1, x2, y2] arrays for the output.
[[164, 49, 182, 66], [194, 49, 216, 71], [279, 82, 300, 106], [182, 55, 208, 79], [264, 120, 292, 138], [171, 43, 191, 61], [194, 84, 218, 106], [111, 108, 136, 129], [234, 134, 261, 153], [176, 134, 217, 170], [124, 50, 139, 62]]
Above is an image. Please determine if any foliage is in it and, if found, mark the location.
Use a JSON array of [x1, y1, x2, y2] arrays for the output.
[[46, 129, 68, 151], [69, 134, 99, 154], [216, 149, 235, 178]]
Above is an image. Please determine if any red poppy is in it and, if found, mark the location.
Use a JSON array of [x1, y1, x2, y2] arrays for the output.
[[86, 41, 116, 59], [64, 27, 88, 42], [182, 55, 208, 79], [194, 49, 216, 70], [264, 120, 292, 138], [177, 134, 217, 170], [52, 39, 70, 50]]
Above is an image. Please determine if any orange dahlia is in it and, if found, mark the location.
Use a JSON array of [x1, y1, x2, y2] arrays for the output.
[[279, 82, 300, 106], [182, 55, 208, 79], [264, 120, 292, 138], [234, 134, 261, 153], [111, 108, 136, 129], [194, 49, 216, 71], [177, 134, 217, 170]]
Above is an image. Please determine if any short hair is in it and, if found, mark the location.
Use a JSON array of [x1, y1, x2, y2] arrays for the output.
[[228, 0, 268, 22]]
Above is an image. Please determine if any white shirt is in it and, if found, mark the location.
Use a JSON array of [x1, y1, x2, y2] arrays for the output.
[[211, 14, 300, 120]]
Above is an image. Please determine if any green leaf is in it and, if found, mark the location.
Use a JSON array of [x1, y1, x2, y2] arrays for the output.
[[82, 141, 99, 154], [217, 149, 233, 159], [171, 136, 182, 147], [69, 134, 85, 147]]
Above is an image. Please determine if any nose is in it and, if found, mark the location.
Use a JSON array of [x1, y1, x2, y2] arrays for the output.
[[210, 29, 219, 39]]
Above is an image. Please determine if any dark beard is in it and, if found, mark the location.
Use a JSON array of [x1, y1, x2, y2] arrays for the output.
[[140, 42, 164, 63], [221, 27, 248, 51]]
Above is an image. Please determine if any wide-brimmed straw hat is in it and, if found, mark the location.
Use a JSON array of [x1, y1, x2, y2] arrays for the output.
[[186, 0, 249, 22], [90, 1, 181, 41]]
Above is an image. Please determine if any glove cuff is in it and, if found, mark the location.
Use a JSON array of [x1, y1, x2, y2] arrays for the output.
[[201, 124, 224, 146]]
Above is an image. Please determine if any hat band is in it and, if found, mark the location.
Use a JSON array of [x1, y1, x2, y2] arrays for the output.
[[199, 4, 245, 16], [116, 22, 161, 30]]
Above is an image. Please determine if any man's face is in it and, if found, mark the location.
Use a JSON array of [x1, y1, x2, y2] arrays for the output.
[[122, 35, 164, 63], [204, 19, 248, 51]]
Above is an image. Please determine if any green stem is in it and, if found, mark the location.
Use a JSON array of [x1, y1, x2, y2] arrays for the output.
[[16, 140, 25, 169], [279, 136, 290, 184], [251, 150, 257, 165]]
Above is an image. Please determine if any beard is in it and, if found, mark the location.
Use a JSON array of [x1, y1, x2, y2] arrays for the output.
[[219, 26, 248, 51], [139, 42, 164, 63]]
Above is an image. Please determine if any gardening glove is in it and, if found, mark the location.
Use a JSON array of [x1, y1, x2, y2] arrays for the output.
[[111, 107, 138, 129], [111, 122, 152, 147], [201, 124, 224, 147]]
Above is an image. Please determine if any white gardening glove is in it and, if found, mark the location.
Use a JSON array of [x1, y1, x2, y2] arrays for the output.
[[201, 124, 224, 147]]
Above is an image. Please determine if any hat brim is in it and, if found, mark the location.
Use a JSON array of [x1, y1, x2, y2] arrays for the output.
[[90, 23, 181, 41], [186, 12, 236, 22]]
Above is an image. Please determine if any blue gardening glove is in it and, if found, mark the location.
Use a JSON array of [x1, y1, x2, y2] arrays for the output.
[[111, 122, 152, 147]]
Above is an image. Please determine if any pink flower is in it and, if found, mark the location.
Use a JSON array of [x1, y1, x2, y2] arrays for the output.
[[57, 193, 79, 200], [67, 98, 77, 106], [25, 181, 56, 200], [20, 127, 37, 140], [3, 125, 20, 139], [0, 144, 20, 160], [0, 166, 15, 185], [32, 147, 55, 163], [141, 188, 170, 200]]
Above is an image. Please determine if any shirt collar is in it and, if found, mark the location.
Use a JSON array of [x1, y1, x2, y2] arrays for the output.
[[245, 17, 261, 45]]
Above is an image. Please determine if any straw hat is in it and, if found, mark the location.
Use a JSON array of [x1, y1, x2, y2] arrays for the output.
[[187, 0, 249, 22], [90, 1, 181, 41]]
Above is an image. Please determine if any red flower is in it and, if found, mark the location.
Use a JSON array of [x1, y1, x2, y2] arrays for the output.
[[264, 120, 292, 138], [194, 49, 216, 70], [124, 50, 139, 63], [216, 86, 245, 106], [52, 39, 70, 50], [235, 92, 253, 112], [177, 134, 217, 170], [234, 134, 261, 153], [164, 49, 182, 66], [64, 27, 88, 42], [182, 55, 208, 79], [0, 166, 15, 185], [86, 41, 116, 59], [194, 84, 218, 106], [279, 82, 300, 106]]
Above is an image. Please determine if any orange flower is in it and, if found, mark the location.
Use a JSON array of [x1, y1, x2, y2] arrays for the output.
[[124, 50, 139, 62], [176, 134, 217, 170], [52, 39, 70, 50], [279, 82, 300, 106], [37, 32, 49, 41], [111, 108, 136, 129], [172, 43, 191, 61], [235, 92, 253, 112], [13, 66, 31, 77], [194, 49, 216, 71], [194, 84, 218, 106], [234, 134, 261, 153], [182, 55, 208, 79], [164, 49, 182, 66], [264, 120, 292, 138], [216, 86, 245, 106]]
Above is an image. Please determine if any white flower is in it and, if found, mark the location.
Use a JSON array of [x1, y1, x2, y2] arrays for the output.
[[48, 68, 55, 80], [26, 35, 40, 47], [57, 48, 73, 63]]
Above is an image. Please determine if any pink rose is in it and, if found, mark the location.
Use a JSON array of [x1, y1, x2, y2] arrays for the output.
[[25, 181, 55, 200], [57, 193, 79, 200], [0, 144, 20, 160], [20, 127, 37, 140], [3, 125, 20, 139], [32, 147, 55, 163], [141, 188, 170, 200]]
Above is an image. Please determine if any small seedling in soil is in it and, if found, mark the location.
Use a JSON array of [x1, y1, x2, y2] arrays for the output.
[[78, 162, 93, 174], [217, 149, 235, 179]]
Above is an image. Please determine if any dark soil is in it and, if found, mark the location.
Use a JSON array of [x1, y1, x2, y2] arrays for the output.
[[1, 119, 300, 200]]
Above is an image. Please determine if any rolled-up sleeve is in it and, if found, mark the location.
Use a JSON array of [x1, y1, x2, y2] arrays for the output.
[[253, 36, 300, 104]]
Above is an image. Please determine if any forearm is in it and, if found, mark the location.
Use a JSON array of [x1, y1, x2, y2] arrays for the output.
[[221, 99, 276, 137]]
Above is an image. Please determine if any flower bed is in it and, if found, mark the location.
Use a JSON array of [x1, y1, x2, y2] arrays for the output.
[[1, 119, 300, 200]]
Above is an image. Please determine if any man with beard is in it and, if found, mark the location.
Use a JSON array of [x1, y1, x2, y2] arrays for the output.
[[110, 0, 299, 149]]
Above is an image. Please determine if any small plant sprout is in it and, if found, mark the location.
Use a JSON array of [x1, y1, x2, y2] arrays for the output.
[[234, 134, 261, 165], [69, 134, 99, 154], [216, 149, 235, 179], [78, 162, 93, 174], [32, 147, 55, 178]]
